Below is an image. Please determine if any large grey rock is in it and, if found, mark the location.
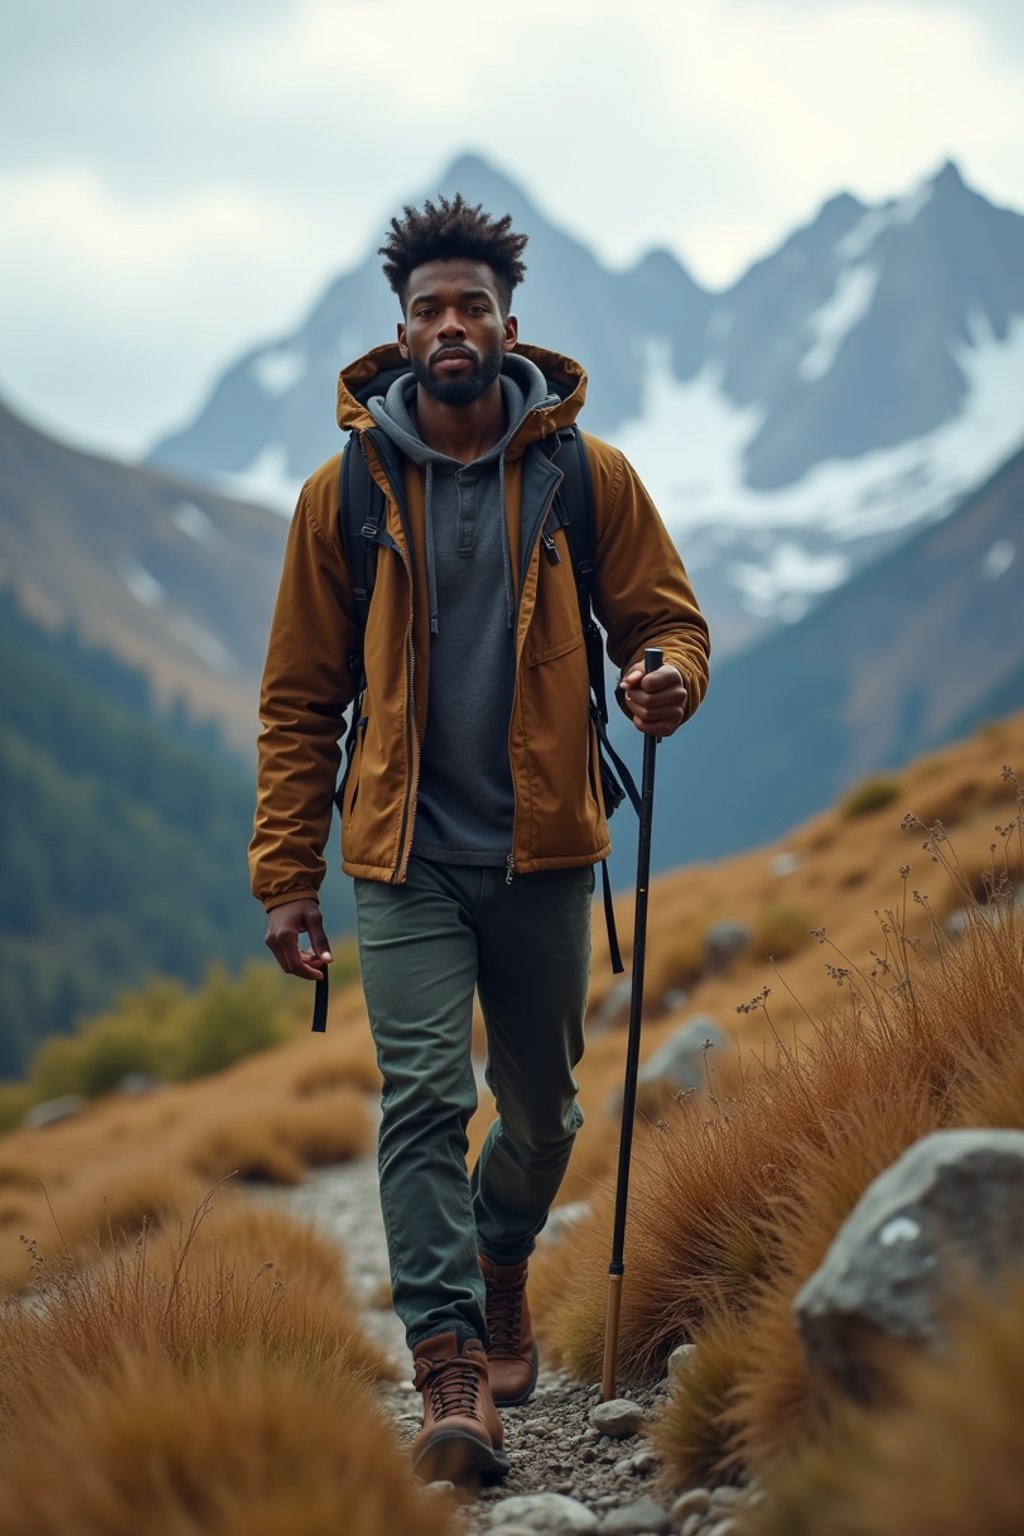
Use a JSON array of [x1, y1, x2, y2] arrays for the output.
[[487, 1494, 598, 1531], [637, 1019, 728, 1096], [794, 1128, 1024, 1399], [22, 1094, 85, 1129], [703, 922, 750, 974]]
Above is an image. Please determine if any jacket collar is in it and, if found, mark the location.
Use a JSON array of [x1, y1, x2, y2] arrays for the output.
[[336, 341, 587, 461]]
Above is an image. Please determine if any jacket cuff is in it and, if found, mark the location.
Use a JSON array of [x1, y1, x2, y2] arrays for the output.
[[263, 888, 320, 914]]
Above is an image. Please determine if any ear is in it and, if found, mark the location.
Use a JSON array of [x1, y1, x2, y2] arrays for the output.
[[397, 320, 409, 360], [502, 313, 518, 351]]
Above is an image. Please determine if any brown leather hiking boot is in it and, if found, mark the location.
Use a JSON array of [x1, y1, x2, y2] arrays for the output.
[[410, 1331, 508, 1484], [480, 1254, 540, 1406]]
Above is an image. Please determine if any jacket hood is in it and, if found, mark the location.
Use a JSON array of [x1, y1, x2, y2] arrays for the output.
[[336, 341, 588, 458]]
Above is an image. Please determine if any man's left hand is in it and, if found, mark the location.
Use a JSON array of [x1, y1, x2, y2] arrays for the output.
[[621, 662, 687, 737]]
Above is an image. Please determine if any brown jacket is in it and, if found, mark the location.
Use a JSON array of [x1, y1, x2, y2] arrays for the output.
[[249, 342, 710, 911]]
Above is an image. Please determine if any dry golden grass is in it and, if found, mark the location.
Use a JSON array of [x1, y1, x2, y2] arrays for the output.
[[0, 1192, 428, 1534], [0, 1350, 452, 1536], [0, 1029, 377, 1291], [535, 762, 1024, 1501], [746, 1275, 1024, 1536]]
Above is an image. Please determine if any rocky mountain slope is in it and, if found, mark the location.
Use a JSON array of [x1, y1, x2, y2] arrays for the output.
[[0, 394, 285, 756], [149, 153, 1024, 652], [607, 440, 1024, 878]]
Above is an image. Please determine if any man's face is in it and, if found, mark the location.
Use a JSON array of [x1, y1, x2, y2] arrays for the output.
[[397, 258, 517, 406]]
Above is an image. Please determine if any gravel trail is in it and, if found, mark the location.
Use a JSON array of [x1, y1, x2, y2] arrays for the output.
[[269, 1151, 759, 1534]]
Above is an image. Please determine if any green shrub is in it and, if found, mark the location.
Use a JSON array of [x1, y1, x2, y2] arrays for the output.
[[840, 775, 902, 818], [170, 962, 290, 1081], [0, 1083, 32, 1134]]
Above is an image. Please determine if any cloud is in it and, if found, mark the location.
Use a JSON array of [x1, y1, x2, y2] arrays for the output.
[[1, 0, 1022, 455]]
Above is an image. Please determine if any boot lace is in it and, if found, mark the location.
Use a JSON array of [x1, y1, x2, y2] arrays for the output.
[[486, 1272, 525, 1357], [418, 1357, 482, 1420]]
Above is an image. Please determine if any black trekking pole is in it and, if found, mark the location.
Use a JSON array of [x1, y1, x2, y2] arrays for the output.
[[601, 646, 662, 1401]]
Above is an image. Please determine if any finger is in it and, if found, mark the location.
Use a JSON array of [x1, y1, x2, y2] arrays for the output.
[[306, 911, 333, 964]]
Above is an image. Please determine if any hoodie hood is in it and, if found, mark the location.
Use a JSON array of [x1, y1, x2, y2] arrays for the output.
[[361, 353, 554, 638], [336, 341, 588, 451]]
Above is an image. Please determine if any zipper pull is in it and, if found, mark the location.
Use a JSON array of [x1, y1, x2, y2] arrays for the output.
[[505, 853, 515, 886]]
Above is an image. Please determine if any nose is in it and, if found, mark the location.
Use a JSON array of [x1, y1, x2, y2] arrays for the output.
[[438, 308, 466, 338]]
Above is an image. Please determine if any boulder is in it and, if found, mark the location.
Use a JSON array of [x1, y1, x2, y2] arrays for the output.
[[794, 1128, 1024, 1400], [637, 1018, 728, 1096], [703, 921, 751, 974], [22, 1094, 85, 1129]]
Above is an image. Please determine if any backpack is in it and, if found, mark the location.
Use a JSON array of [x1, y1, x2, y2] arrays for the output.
[[311, 426, 640, 1030]]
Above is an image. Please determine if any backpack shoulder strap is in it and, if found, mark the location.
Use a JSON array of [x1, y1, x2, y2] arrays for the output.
[[550, 426, 640, 976], [340, 433, 384, 656]]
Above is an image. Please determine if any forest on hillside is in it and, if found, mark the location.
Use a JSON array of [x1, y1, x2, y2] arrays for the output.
[[0, 592, 268, 1075]]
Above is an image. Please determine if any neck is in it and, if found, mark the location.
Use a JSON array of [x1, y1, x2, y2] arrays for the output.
[[413, 380, 507, 464]]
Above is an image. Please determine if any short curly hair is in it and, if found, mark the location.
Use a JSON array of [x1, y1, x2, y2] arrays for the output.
[[379, 193, 528, 316]]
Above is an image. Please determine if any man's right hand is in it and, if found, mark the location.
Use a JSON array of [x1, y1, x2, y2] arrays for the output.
[[264, 899, 333, 981]]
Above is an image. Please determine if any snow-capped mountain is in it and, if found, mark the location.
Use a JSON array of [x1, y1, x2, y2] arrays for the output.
[[149, 155, 1024, 654]]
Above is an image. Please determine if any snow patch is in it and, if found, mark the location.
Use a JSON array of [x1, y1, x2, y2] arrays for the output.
[[799, 265, 879, 381], [252, 348, 306, 396], [836, 178, 935, 263], [118, 556, 164, 608], [982, 539, 1015, 579], [616, 323, 1024, 546], [726, 544, 851, 618], [171, 500, 220, 547], [214, 445, 299, 517], [169, 613, 235, 675]]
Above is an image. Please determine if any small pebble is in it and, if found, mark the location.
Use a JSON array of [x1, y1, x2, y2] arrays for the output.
[[710, 1486, 746, 1507], [679, 1519, 703, 1536], [423, 1480, 455, 1497], [705, 1522, 741, 1536], [666, 1344, 698, 1382], [487, 1492, 598, 1532], [632, 1450, 658, 1474], [595, 1495, 672, 1534], [590, 1398, 645, 1439], [670, 1489, 711, 1522]]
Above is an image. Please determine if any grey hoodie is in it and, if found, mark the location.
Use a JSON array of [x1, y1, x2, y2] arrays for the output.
[[367, 353, 555, 865]]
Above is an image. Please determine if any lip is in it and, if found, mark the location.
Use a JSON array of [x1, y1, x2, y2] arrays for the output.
[[432, 348, 474, 370]]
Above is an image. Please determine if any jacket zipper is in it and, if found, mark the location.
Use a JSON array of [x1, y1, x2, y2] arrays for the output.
[[506, 486, 563, 883]]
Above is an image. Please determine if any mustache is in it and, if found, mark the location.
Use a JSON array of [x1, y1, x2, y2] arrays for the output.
[[430, 344, 476, 365]]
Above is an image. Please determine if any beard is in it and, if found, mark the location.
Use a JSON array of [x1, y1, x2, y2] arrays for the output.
[[412, 342, 504, 406]]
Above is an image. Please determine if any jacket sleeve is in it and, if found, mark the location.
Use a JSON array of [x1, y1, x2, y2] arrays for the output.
[[248, 469, 357, 911], [586, 439, 711, 720]]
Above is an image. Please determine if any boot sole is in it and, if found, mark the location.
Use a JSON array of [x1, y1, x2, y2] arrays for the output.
[[491, 1342, 540, 1408], [413, 1430, 510, 1485]]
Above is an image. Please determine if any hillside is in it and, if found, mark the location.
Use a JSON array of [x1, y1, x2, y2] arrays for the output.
[[0, 593, 265, 1075], [2, 706, 1020, 1291], [0, 394, 286, 756]]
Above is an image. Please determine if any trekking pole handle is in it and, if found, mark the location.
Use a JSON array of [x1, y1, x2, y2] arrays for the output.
[[644, 646, 663, 674]]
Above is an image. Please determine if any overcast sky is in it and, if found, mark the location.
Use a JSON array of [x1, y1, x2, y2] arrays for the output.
[[3, 0, 1023, 461]]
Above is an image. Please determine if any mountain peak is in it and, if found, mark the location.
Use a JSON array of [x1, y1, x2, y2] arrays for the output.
[[931, 157, 965, 192], [433, 151, 533, 211]]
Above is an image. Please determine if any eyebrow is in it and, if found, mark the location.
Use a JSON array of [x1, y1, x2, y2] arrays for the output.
[[409, 288, 494, 306]]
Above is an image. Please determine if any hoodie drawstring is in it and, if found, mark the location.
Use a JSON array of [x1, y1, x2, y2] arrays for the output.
[[498, 452, 515, 632], [424, 461, 440, 636]]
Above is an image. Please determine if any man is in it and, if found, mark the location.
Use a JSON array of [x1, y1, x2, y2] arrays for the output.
[[250, 194, 710, 1484]]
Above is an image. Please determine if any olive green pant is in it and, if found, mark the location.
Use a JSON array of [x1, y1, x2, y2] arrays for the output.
[[355, 857, 593, 1349]]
